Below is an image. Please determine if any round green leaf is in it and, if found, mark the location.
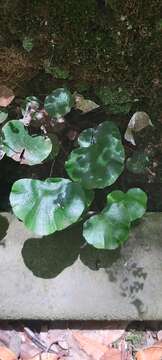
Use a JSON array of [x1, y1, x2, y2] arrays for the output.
[[126, 151, 149, 174], [44, 88, 74, 118], [0, 110, 8, 124], [22, 37, 34, 52], [107, 188, 147, 222], [2, 120, 52, 165], [83, 202, 130, 249], [78, 121, 121, 148], [107, 190, 125, 204], [10, 178, 94, 235], [66, 121, 125, 189]]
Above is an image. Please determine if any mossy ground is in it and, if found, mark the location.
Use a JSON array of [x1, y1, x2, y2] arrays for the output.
[[0, 0, 161, 117]]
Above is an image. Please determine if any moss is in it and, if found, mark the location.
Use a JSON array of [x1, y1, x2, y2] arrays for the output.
[[0, 0, 161, 117]]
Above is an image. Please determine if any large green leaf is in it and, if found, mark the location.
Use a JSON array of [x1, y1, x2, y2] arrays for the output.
[[2, 120, 52, 165], [83, 202, 130, 249], [44, 88, 74, 118], [107, 188, 147, 222], [10, 178, 94, 235], [66, 121, 125, 189]]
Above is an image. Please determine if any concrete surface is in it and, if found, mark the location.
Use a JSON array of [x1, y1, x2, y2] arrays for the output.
[[0, 212, 162, 320]]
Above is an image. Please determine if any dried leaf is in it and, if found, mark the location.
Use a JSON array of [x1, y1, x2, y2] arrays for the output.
[[136, 340, 162, 360], [124, 127, 136, 146], [28, 352, 61, 360], [75, 94, 99, 113], [157, 330, 162, 341], [124, 112, 153, 145], [0, 86, 15, 107], [20, 342, 40, 360], [73, 331, 109, 360], [0, 346, 17, 360], [9, 331, 21, 358], [101, 348, 122, 360], [75, 329, 125, 347], [0, 332, 10, 347]]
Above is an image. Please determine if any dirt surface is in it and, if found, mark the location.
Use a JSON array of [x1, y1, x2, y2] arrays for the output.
[[0, 1, 161, 116]]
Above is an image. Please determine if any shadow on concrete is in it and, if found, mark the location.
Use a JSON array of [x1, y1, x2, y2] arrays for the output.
[[0, 214, 9, 244], [22, 224, 120, 278]]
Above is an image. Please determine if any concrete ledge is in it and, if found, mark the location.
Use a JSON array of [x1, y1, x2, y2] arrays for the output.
[[0, 212, 162, 320]]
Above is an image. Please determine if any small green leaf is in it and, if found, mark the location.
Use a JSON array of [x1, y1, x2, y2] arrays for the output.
[[2, 120, 52, 165], [0, 110, 8, 124], [44, 88, 74, 119], [107, 188, 147, 222], [66, 121, 125, 189], [22, 37, 34, 52], [10, 178, 94, 235], [78, 121, 121, 147], [126, 151, 149, 174], [83, 202, 130, 249]]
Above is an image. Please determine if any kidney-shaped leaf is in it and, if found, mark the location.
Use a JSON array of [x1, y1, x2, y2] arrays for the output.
[[107, 188, 147, 222], [2, 120, 52, 165], [83, 202, 130, 249], [66, 121, 125, 189], [10, 178, 94, 235], [44, 88, 74, 118], [78, 121, 121, 148]]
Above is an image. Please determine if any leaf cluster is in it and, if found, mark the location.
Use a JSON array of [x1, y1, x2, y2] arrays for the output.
[[0, 88, 147, 249]]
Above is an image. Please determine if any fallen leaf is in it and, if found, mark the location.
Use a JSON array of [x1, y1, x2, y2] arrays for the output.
[[27, 352, 62, 360], [0, 332, 10, 347], [0, 346, 17, 360], [0, 86, 15, 107], [75, 94, 99, 113], [136, 340, 162, 360], [124, 111, 153, 145], [157, 330, 162, 341], [73, 331, 108, 360], [101, 348, 122, 360], [76, 329, 125, 346], [9, 331, 21, 358]]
